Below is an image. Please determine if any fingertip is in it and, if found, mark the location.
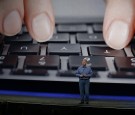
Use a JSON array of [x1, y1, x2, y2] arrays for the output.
[[104, 20, 131, 50], [103, 0, 135, 50], [3, 10, 22, 36], [24, 0, 55, 42], [31, 12, 54, 42]]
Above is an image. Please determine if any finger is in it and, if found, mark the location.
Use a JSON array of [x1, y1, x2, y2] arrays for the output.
[[103, 0, 135, 50], [0, 0, 24, 36], [24, 0, 55, 42]]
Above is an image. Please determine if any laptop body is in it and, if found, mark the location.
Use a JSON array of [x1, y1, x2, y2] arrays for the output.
[[52, 0, 105, 23]]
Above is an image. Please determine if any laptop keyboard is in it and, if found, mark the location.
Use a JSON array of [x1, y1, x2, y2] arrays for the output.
[[0, 23, 135, 96]]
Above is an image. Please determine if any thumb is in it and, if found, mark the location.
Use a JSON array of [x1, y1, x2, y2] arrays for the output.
[[103, 0, 135, 50]]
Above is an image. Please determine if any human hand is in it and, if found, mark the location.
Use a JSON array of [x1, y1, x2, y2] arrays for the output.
[[0, 0, 55, 42], [103, 0, 135, 50], [1, 0, 134, 50]]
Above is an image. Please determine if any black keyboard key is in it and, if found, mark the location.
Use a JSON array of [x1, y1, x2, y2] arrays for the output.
[[22, 25, 28, 33], [131, 43, 135, 56], [0, 55, 18, 68], [17, 28, 23, 35], [68, 56, 108, 71], [0, 34, 4, 40], [0, 68, 3, 74], [114, 57, 135, 71], [0, 35, 4, 54], [48, 43, 81, 56], [57, 24, 87, 33], [4, 34, 33, 44], [24, 55, 60, 70], [93, 24, 103, 33], [76, 33, 105, 44], [88, 46, 126, 57], [132, 36, 135, 43], [47, 34, 69, 43], [108, 72, 135, 79], [11, 69, 48, 76], [57, 70, 76, 77], [8, 44, 40, 55]]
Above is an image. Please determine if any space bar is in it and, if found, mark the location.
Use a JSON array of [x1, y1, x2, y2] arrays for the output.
[[108, 72, 135, 79]]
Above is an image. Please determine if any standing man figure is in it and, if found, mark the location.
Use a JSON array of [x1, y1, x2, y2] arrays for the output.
[[76, 57, 93, 104]]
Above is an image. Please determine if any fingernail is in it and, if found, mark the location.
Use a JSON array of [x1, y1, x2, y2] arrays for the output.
[[32, 13, 52, 42], [106, 21, 129, 50], [4, 10, 22, 36]]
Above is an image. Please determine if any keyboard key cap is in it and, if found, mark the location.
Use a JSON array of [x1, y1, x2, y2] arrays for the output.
[[88, 46, 126, 57], [17, 28, 23, 35], [114, 57, 135, 71], [47, 43, 81, 56], [0, 55, 18, 68], [4, 34, 33, 44], [108, 72, 135, 79], [57, 24, 87, 33], [10, 69, 48, 76], [76, 33, 105, 44], [68, 56, 108, 71], [131, 43, 135, 56], [25, 55, 60, 70], [0, 35, 4, 54], [47, 34, 70, 43], [57, 70, 76, 77], [93, 24, 103, 33], [0, 69, 2, 74], [22, 25, 28, 33], [8, 44, 40, 55]]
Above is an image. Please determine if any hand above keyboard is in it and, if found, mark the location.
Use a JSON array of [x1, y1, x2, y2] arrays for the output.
[[0, 0, 135, 50], [0, 0, 55, 42]]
